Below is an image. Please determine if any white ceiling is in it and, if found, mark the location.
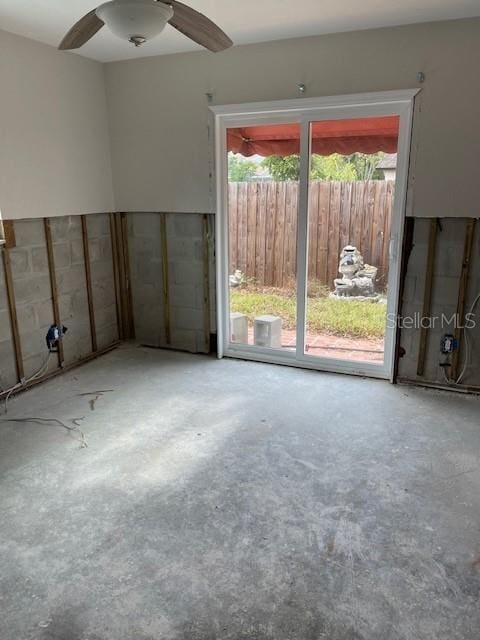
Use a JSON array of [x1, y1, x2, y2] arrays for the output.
[[1, 0, 479, 62]]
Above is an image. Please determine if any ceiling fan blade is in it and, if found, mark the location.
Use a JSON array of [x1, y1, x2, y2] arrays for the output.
[[59, 9, 105, 50], [165, 1, 232, 52]]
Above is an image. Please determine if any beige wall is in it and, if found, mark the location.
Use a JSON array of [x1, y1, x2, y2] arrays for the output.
[[105, 18, 480, 218], [0, 29, 114, 220]]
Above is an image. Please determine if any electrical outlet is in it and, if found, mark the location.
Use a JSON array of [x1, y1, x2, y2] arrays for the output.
[[440, 334, 457, 355]]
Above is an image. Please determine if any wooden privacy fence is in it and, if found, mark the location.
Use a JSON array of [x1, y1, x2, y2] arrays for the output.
[[228, 180, 395, 290]]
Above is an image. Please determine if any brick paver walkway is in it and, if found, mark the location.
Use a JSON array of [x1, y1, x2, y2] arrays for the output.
[[246, 328, 384, 363]]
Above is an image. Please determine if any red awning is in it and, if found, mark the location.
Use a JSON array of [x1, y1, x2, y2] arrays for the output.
[[227, 116, 399, 157]]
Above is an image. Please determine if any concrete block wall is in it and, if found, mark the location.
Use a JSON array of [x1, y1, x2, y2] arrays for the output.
[[128, 213, 213, 354], [87, 214, 119, 349], [128, 213, 166, 347], [0, 258, 18, 391], [0, 215, 120, 394], [7, 219, 58, 382], [50, 216, 92, 364], [398, 218, 480, 386]]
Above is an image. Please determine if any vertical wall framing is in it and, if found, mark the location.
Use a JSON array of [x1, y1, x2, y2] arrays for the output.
[[2, 247, 25, 382], [211, 89, 419, 380], [417, 219, 438, 376], [81, 215, 98, 353], [159, 213, 172, 346], [110, 212, 135, 340], [451, 219, 476, 379], [202, 214, 212, 353], [44, 218, 65, 368], [0, 214, 124, 397]]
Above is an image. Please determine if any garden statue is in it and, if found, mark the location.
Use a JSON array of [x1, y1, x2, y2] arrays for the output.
[[332, 245, 379, 301]]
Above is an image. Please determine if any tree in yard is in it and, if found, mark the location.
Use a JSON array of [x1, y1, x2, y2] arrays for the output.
[[261, 152, 385, 181], [228, 153, 258, 182]]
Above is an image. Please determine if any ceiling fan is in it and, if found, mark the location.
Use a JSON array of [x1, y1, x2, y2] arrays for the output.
[[59, 0, 233, 52]]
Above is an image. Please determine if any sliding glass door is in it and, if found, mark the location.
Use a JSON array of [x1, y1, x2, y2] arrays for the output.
[[212, 91, 417, 379]]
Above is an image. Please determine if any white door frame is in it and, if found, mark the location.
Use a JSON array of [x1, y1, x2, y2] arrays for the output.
[[210, 89, 419, 380]]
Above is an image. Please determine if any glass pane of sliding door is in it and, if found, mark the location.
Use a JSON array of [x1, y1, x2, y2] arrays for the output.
[[226, 122, 300, 353], [303, 116, 400, 368]]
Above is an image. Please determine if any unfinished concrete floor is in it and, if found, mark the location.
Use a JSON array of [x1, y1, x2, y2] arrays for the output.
[[1, 345, 479, 640]]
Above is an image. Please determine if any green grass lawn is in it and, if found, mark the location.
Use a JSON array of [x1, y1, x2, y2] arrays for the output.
[[230, 287, 386, 339]]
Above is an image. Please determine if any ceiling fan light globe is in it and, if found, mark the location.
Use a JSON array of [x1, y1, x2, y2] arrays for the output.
[[96, 0, 174, 44]]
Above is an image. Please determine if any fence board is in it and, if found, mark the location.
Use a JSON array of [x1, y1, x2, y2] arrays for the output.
[[255, 182, 267, 284], [274, 182, 287, 287], [229, 180, 394, 290], [246, 182, 258, 278], [265, 182, 277, 286]]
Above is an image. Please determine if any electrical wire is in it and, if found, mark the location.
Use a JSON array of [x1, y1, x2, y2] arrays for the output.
[[0, 351, 53, 413], [456, 291, 480, 385]]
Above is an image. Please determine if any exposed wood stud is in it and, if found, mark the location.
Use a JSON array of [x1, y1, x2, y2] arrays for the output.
[[159, 213, 171, 346], [451, 219, 476, 380], [120, 213, 135, 339], [81, 216, 98, 353], [393, 216, 415, 383], [202, 214, 211, 353], [417, 218, 438, 377], [3, 221, 16, 249], [2, 247, 25, 382], [109, 213, 122, 341], [44, 218, 65, 368], [115, 214, 128, 339]]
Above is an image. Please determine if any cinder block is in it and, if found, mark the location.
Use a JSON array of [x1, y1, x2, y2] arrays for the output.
[[129, 213, 160, 239], [254, 315, 282, 348], [92, 280, 116, 308], [31, 247, 50, 273], [70, 240, 85, 266], [96, 324, 119, 350], [70, 290, 90, 318], [230, 313, 248, 344], [407, 243, 429, 273], [95, 305, 117, 330], [13, 276, 51, 305], [195, 330, 209, 354], [50, 216, 82, 242], [170, 328, 197, 352], [56, 265, 86, 296], [169, 284, 196, 308], [0, 263, 8, 311], [89, 260, 114, 283], [14, 220, 44, 247], [433, 245, 464, 278], [170, 260, 202, 286], [16, 304, 38, 333], [89, 237, 112, 263], [9, 249, 30, 276], [172, 214, 202, 238], [22, 351, 56, 381], [430, 277, 460, 308], [62, 329, 92, 365], [171, 307, 204, 331], [18, 326, 49, 363], [0, 339, 17, 391], [0, 309, 13, 342], [168, 238, 204, 261], [37, 299, 55, 329], [86, 213, 110, 238], [51, 243, 71, 270]]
